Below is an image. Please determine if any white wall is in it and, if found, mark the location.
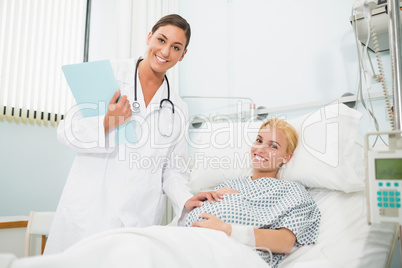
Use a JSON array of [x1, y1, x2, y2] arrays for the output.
[[179, 0, 394, 136], [88, 0, 119, 61], [0, 122, 75, 216]]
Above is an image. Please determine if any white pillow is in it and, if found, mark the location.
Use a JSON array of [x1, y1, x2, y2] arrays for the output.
[[188, 103, 364, 193], [279, 103, 365, 192]]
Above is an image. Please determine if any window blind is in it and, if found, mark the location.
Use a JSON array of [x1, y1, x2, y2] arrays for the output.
[[0, 0, 88, 126]]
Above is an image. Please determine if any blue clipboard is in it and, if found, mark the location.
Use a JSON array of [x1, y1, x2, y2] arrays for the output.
[[62, 60, 137, 144], [62, 60, 117, 117]]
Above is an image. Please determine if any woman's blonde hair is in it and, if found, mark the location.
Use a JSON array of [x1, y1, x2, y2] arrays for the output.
[[259, 118, 298, 154]]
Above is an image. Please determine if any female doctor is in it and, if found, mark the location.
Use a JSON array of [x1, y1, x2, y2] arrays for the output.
[[45, 14, 220, 254]]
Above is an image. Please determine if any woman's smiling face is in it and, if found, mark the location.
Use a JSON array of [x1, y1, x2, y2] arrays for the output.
[[250, 125, 292, 176], [146, 25, 188, 75]]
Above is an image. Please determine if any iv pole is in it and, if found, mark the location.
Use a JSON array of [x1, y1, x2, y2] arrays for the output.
[[389, 0, 402, 131], [388, 0, 402, 266]]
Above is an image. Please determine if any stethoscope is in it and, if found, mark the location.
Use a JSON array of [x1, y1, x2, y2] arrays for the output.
[[132, 58, 175, 114], [132, 58, 175, 137]]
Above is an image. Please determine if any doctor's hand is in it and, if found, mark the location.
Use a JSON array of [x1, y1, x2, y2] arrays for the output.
[[104, 89, 132, 133], [184, 191, 223, 211], [192, 213, 231, 236]]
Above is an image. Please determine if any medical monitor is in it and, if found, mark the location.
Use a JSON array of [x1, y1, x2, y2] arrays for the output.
[[366, 131, 402, 225], [375, 158, 402, 180]]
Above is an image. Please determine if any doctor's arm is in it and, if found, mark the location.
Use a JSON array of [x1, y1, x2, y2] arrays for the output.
[[162, 105, 225, 221], [184, 187, 237, 210], [57, 90, 123, 154], [184, 191, 224, 210], [192, 213, 296, 254], [103, 89, 132, 133], [161, 110, 194, 221]]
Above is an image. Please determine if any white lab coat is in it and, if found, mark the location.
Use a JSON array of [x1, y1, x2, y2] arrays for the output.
[[45, 58, 193, 254]]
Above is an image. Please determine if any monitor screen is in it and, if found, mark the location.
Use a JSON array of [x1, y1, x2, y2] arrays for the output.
[[375, 158, 402, 180]]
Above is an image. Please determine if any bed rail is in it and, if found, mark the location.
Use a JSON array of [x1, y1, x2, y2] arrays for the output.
[[182, 91, 392, 127]]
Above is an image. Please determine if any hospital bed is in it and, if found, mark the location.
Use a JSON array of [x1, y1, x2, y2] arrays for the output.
[[0, 103, 398, 268], [184, 102, 399, 267]]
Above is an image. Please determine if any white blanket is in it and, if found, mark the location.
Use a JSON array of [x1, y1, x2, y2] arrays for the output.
[[4, 226, 269, 268], [279, 189, 397, 268]]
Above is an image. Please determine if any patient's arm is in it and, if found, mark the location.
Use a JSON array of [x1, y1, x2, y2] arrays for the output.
[[192, 213, 231, 234], [254, 228, 296, 254], [192, 213, 296, 254]]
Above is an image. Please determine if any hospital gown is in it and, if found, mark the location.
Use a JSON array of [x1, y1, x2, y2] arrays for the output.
[[185, 177, 321, 268]]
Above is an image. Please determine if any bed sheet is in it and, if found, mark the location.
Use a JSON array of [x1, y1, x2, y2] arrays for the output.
[[4, 226, 268, 268], [1, 190, 396, 268], [279, 189, 397, 268]]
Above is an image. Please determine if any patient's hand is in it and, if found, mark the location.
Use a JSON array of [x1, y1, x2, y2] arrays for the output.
[[192, 213, 231, 236], [184, 191, 223, 211], [215, 187, 239, 195]]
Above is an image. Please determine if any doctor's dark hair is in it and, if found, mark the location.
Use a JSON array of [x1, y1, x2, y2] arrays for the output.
[[259, 118, 298, 154], [151, 14, 191, 50]]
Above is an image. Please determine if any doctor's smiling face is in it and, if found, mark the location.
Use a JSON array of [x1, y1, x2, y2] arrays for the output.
[[146, 24, 188, 75]]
